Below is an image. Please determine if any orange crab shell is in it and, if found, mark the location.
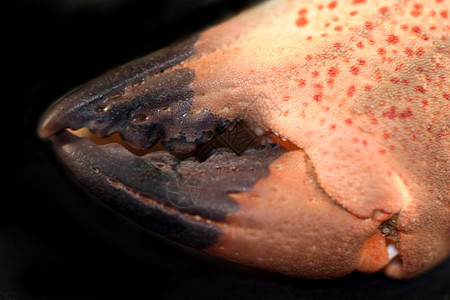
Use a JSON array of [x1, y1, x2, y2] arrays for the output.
[[173, 0, 450, 279], [38, 0, 449, 280]]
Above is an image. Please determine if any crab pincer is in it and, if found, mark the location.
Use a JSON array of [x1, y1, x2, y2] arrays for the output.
[[38, 0, 449, 280]]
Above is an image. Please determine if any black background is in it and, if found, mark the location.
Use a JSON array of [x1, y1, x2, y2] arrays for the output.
[[6, 0, 450, 298]]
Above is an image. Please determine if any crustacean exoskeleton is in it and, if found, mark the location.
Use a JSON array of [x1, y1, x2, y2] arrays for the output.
[[38, 0, 449, 279]]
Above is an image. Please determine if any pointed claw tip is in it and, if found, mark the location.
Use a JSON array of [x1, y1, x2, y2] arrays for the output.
[[37, 100, 70, 140], [37, 108, 56, 139], [37, 34, 202, 142], [37, 112, 56, 139]]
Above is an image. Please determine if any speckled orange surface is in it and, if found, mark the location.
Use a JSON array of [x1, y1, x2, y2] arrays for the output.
[[37, 0, 449, 280], [175, 0, 449, 279]]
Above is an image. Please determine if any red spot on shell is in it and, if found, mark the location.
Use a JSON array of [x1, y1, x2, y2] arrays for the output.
[[378, 48, 386, 55], [410, 10, 421, 17], [356, 41, 363, 48], [443, 94, 450, 100], [383, 106, 397, 119], [345, 118, 353, 125], [399, 108, 413, 118], [334, 42, 342, 49], [415, 86, 426, 94], [296, 17, 308, 27], [412, 26, 421, 34], [394, 64, 404, 72], [312, 71, 320, 78], [365, 21, 374, 30], [364, 84, 373, 91], [330, 124, 337, 130], [390, 77, 400, 84], [299, 79, 306, 87], [350, 11, 358, 16], [347, 86, 356, 97], [441, 10, 448, 19], [414, 3, 423, 10], [314, 94, 323, 101], [416, 47, 425, 56], [298, 8, 308, 15], [350, 66, 360, 75], [313, 83, 324, 91], [379, 6, 389, 15], [328, 67, 339, 77], [358, 59, 366, 65], [328, 1, 338, 9], [386, 34, 400, 44], [352, 0, 365, 3], [334, 25, 343, 31], [383, 133, 390, 139], [405, 47, 414, 56], [379, 149, 387, 155]]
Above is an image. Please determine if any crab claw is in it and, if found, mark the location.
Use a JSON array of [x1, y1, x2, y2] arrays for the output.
[[39, 0, 449, 280]]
